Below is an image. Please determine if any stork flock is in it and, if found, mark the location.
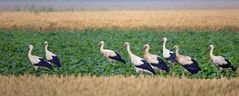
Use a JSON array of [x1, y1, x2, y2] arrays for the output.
[[98, 37, 237, 75], [28, 41, 61, 70], [27, 37, 237, 75]]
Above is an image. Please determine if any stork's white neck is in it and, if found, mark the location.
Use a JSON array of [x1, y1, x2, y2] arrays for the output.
[[100, 44, 104, 51], [126, 45, 134, 57], [28, 47, 33, 57], [144, 47, 150, 55], [45, 44, 48, 52], [163, 40, 167, 51], [209, 47, 215, 58], [175, 48, 180, 58]]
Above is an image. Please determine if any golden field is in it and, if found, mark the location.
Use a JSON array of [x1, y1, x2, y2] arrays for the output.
[[0, 10, 239, 31], [0, 75, 239, 96]]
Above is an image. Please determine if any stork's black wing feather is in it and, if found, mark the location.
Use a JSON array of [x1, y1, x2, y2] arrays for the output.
[[224, 58, 231, 65], [166, 53, 177, 63], [135, 60, 156, 75], [108, 52, 126, 64], [35, 58, 53, 70], [218, 58, 231, 68], [182, 59, 201, 74], [223, 58, 236, 71], [218, 63, 231, 68], [151, 57, 169, 72], [49, 56, 61, 67]]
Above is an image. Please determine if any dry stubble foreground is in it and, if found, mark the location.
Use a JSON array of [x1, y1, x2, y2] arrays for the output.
[[0, 75, 238, 96], [0, 10, 239, 31]]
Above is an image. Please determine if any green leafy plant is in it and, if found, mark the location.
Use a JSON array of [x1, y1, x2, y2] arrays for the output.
[[0, 29, 238, 78]]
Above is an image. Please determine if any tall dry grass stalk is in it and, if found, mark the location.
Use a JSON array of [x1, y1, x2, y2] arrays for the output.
[[0, 10, 239, 31], [0, 75, 239, 96]]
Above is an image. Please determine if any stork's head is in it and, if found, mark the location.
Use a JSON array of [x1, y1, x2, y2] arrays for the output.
[[163, 37, 167, 41], [29, 45, 33, 49], [123, 42, 130, 48], [118, 42, 130, 51], [208, 45, 214, 51], [160, 37, 167, 44], [44, 41, 48, 46], [98, 41, 104, 46], [143, 44, 150, 50], [173, 45, 179, 50]]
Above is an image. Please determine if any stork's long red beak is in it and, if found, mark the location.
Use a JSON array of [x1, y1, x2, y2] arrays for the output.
[[159, 40, 163, 44], [25, 48, 28, 53], [208, 47, 211, 52], [25, 46, 30, 54], [172, 48, 176, 51], [117, 45, 126, 51], [142, 46, 146, 50], [97, 43, 101, 46]]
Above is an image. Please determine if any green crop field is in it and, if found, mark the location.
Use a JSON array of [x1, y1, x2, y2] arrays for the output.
[[0, 29, 239, 78]]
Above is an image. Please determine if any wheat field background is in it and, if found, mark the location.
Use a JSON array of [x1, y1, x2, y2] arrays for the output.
[[0, 10, 239, 31], [0, 75, 239, 96]]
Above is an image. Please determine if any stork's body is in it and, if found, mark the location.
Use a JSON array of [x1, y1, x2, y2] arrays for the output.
[[120, 42, 156, 75], [28, 45, 53, 70], [143, 44, 169, 72], [99, 41, 126, 64], [209, 45, 236, 71], [45, 41, 61, 67], [162, 37, 177, 63], [174, 45, 201, 74]]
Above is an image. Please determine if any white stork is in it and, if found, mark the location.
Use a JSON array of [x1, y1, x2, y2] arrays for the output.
[[98, 41, 126, 64], [143, 44, 169, 72], [44, 41, 62, 67], [208, 45, 236, 71], [174, 45, 201, 74], [28, 45, 53, 70], [161, 37, 177, 63], [119, 42, 156, 75]]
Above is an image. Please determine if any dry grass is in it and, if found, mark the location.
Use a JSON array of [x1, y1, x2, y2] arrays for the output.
[[0, 75, 239, 96], [0, 10, 239, 31]]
